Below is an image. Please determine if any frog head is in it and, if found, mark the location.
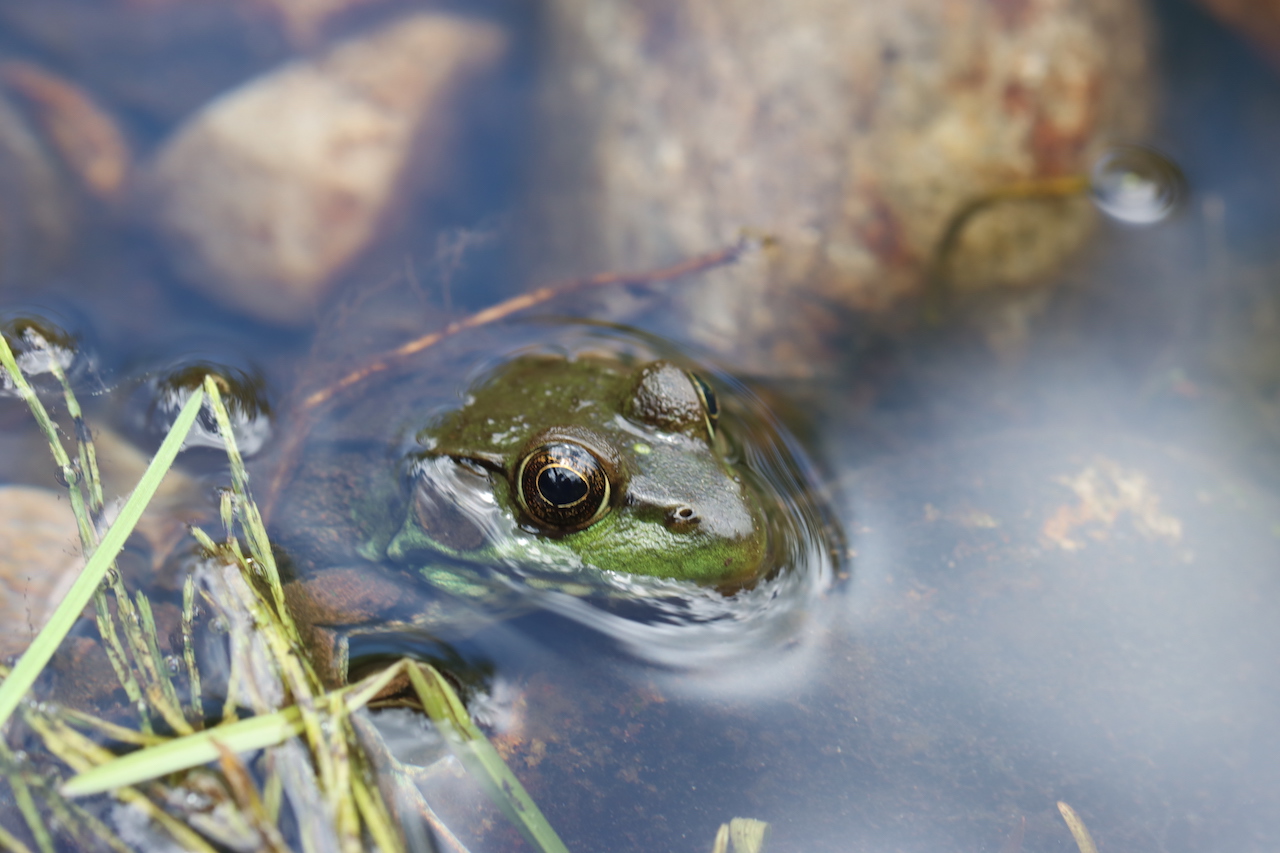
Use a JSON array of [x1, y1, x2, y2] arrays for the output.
[[382, 354, 773, 585]]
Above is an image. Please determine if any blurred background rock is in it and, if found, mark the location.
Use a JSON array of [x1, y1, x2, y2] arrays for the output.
[[522, 0, 1154, 375]]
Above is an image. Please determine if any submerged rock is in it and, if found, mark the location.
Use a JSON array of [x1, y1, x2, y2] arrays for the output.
[[0, 486, 82, 660], [524, 0, 1154, 374], [0, 86, 76, 287], [145, 12, 507, 325]]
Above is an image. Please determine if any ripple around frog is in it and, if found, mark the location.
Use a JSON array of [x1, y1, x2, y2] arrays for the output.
[[324, 320, 842, 672], [479, 363, 840, 671]]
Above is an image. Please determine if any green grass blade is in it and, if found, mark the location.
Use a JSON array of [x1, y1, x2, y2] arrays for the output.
[[58, 662, 401, 798], [61, 706, 304, 797], [182, 572, 205, 727], [0, 742, 54, 853], [0, 819, 34, 853], [405, 662, 571, 853], [0, 387, 206, 732]]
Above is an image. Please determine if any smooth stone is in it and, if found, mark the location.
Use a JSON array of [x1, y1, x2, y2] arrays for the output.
[[146, 12, 507, 325]]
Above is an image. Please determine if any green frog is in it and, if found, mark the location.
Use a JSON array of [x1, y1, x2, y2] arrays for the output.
[[369, 352, 774, 589], [276, 330, 830, 682]]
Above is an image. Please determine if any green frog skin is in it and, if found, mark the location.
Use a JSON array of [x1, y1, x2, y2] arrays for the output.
[[379, 353, 771, 586]]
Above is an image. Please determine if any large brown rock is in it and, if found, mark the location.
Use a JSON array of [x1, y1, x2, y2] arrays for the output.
[[524, 0, 1154, 374], [146, 12, 507, 326]]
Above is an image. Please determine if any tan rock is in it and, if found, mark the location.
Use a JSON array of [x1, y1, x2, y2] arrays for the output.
[[0, 485, 82, 660], [524, 0, 1153, 374], [146, 13, 507, 325]]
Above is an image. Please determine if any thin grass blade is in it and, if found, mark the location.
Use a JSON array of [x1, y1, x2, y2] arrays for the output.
[[1057, 802, 1099, 853], [61, 705, 304, 797], [405, 662, 571, 853]]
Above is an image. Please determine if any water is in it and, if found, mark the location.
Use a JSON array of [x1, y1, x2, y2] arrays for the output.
[[4, 1, 1280, 851]]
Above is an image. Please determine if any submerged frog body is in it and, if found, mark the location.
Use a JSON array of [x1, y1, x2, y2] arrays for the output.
[[382, 354, 773, 586]]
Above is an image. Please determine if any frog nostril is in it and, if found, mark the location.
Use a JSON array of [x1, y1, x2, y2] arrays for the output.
[[667, 505, 700, 531]]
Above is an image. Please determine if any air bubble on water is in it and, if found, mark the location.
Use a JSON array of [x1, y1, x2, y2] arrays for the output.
[[184, 790, 211, 810], [1089, 145, 1185, 225], [147, 362, 273, 457]]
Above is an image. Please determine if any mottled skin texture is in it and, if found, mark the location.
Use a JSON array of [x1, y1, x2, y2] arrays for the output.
[[385, 354, 770, 584]]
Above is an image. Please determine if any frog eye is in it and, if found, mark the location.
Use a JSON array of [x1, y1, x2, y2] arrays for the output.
[[515, 441, 612, 530], [689, 371, 719, 435]]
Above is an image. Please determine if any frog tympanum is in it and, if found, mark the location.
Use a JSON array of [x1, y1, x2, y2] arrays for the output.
[[382, 354, 772, 587]]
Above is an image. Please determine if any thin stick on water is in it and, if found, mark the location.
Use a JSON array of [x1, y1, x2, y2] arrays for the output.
[[923, 174, 1088, 323], [264, 239, 751, 515]]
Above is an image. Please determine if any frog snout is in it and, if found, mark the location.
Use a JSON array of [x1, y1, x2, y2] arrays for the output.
[[666, 505, 700, 532]]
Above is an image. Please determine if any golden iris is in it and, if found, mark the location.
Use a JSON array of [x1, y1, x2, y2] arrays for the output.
[[515, 441, 612, 530]]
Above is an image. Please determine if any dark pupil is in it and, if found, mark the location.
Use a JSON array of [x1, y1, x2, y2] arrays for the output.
[[538, 465, 588, 507], [691, 372, 719, 418]]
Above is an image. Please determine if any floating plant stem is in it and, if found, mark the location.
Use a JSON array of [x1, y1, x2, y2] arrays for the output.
[[205, 376, 294, 636], [710, 818, 771, 853], [0, 741, 54, 853], [181, 572, 205, 727], [25, 710, 220, 853], [62, 658, 568, 853], [91, 591, 150, 733], [0, 819, 33, 853], [349, 769, 402, 853], [1057, 802, 1099, 853], [134, 591, 193, 735], [57, 707, 167, 747], [62, 659, 410, 797], [46, 351, 104, 518], [0, 369, 205, 731], [60, 706, 305, 797]]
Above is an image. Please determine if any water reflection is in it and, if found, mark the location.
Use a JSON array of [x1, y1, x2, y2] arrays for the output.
[[0, 312, 94, 395], [132, 359, 273, 456], [820, 430, 1280, 851]]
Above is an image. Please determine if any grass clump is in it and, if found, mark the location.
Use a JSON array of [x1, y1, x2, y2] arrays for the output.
[[0, 331, 571, 853]]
